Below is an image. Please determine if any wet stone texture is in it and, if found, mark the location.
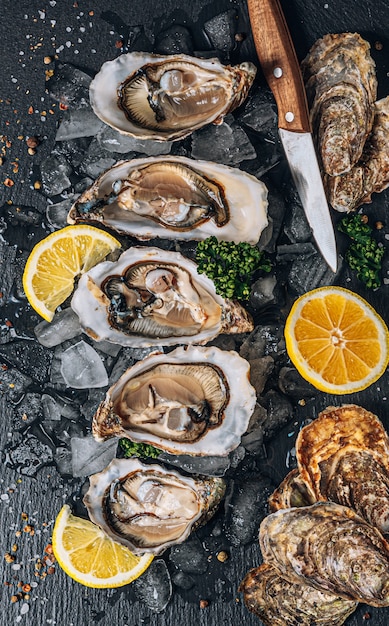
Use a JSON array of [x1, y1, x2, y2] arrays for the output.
[[0, 0, 388, 625]]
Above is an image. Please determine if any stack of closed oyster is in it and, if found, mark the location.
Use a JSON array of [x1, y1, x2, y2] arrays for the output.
[[302, 33, 389, 212], [240, 404, 389, 625]]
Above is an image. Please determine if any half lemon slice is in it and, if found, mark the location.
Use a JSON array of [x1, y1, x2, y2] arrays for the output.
[[285, 286, 389, 394], [23, 225, 121, 321], [52, 505, 154, 588]]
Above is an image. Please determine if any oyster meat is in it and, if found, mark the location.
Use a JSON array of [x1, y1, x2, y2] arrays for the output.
[[90, 52, 256, 141], [296, 404, 389, 534], [71, 246, 253, 347], [92, 345, 256, 456], [302, 32, 377, 176], [324, 96, 389, 212], [240, 563, 357, 626], [68, 156, 268, 244], [83, 457, 226, 555], [260, 501, 389, 606]]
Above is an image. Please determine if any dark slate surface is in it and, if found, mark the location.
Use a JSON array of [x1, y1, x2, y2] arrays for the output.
[[0, 1, 388, 625]]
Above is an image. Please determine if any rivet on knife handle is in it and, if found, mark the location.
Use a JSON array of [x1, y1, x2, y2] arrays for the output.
[[247, 0, 311, 133]]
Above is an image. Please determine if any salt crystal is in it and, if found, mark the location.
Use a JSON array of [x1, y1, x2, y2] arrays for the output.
[[20, 603, 29, 615]]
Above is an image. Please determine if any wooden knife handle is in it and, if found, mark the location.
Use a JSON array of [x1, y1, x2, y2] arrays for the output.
[[247, 0, 311, 133]]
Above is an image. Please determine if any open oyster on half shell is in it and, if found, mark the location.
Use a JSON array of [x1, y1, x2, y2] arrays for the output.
[[67, 156, 268, 244], [240, 563, 358, 626], [92, 345, 256, 456], [260, 501, 389, 606], [296, 404, 389, 535], [71, 246, 253, 347], [90, 52, 256, 141], [83, 457, 226, 555]]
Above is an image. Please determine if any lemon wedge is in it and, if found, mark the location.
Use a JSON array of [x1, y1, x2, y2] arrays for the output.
[[23, 225, 121, 321], [52, 505, 154, 588]]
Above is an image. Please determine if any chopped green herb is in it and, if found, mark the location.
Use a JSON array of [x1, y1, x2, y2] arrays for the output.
[[338, 215, 384, 289], [195, 237, 271, 300], [119, 438, 161, 459]]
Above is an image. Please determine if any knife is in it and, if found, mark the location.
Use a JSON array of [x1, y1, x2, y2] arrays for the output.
[[247, 0, 338, 273]]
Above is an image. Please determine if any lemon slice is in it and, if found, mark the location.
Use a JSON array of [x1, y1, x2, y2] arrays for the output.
[[23, 225, 121, 322], [52, 505, 154, 588], [285, 286, 389, 394]]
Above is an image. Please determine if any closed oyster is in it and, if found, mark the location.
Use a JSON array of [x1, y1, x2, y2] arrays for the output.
[[67, 156, 268, 244], [83, 457, 226, 555], [92, 345, 256, 456], [324, 96, 389, 211], [302, 33, 377, 176], [90, 52, 256, 141], [259, 501, 389, 606], [239, 563, 357, 626], [268, 468, 316, 512], [296, 404, 389, 534], [71, 246, 253, 347]]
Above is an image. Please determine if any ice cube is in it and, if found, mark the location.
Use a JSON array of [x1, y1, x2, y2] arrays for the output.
[[169, 536, 208, 574], [191, 117, 256, 166], [70, 435, 118, 477], [0, 241, 17, 306], [96, 126, 173, 155], [223, 473, 274, 546], [60, 340, 109, 389], [34, 308, 82, 348], [40, 155, 72, 196], [159, 452, 231, 477], [132, 559, 172, 613], [203, 10, 238, 56], [46, 196, 77, 229], [55, 108, 105, 141], [154, 25, 194, 55], [47, 62, 92, 108]]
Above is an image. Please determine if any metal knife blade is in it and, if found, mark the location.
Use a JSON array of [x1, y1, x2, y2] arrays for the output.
[[247, 0, 338, 272]]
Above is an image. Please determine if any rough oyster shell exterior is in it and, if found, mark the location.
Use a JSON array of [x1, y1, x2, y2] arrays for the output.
[[324, 96, 389, 211], [259, 501, 389, 606], [296, 404, 389, 534], [302, 32, 377, 176], [240, 563, 357, 626]]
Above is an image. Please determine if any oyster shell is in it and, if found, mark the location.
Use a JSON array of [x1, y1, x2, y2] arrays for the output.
[[239, 563, 357, 626], [71, 246, 253, 347], [268, 468, 317, 512], [83, 457, 226, 555], [296, 404, 389, 534], [324, 96, 389, 212], [67, 156, 268, 244], [90, 52, 256, 141], [92, 345, 256, 456], [302, 32, 377, 176], [259, 501, 389, 606]]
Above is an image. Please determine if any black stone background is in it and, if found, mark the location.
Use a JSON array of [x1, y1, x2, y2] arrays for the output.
[[0, 0, 388, 625]]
